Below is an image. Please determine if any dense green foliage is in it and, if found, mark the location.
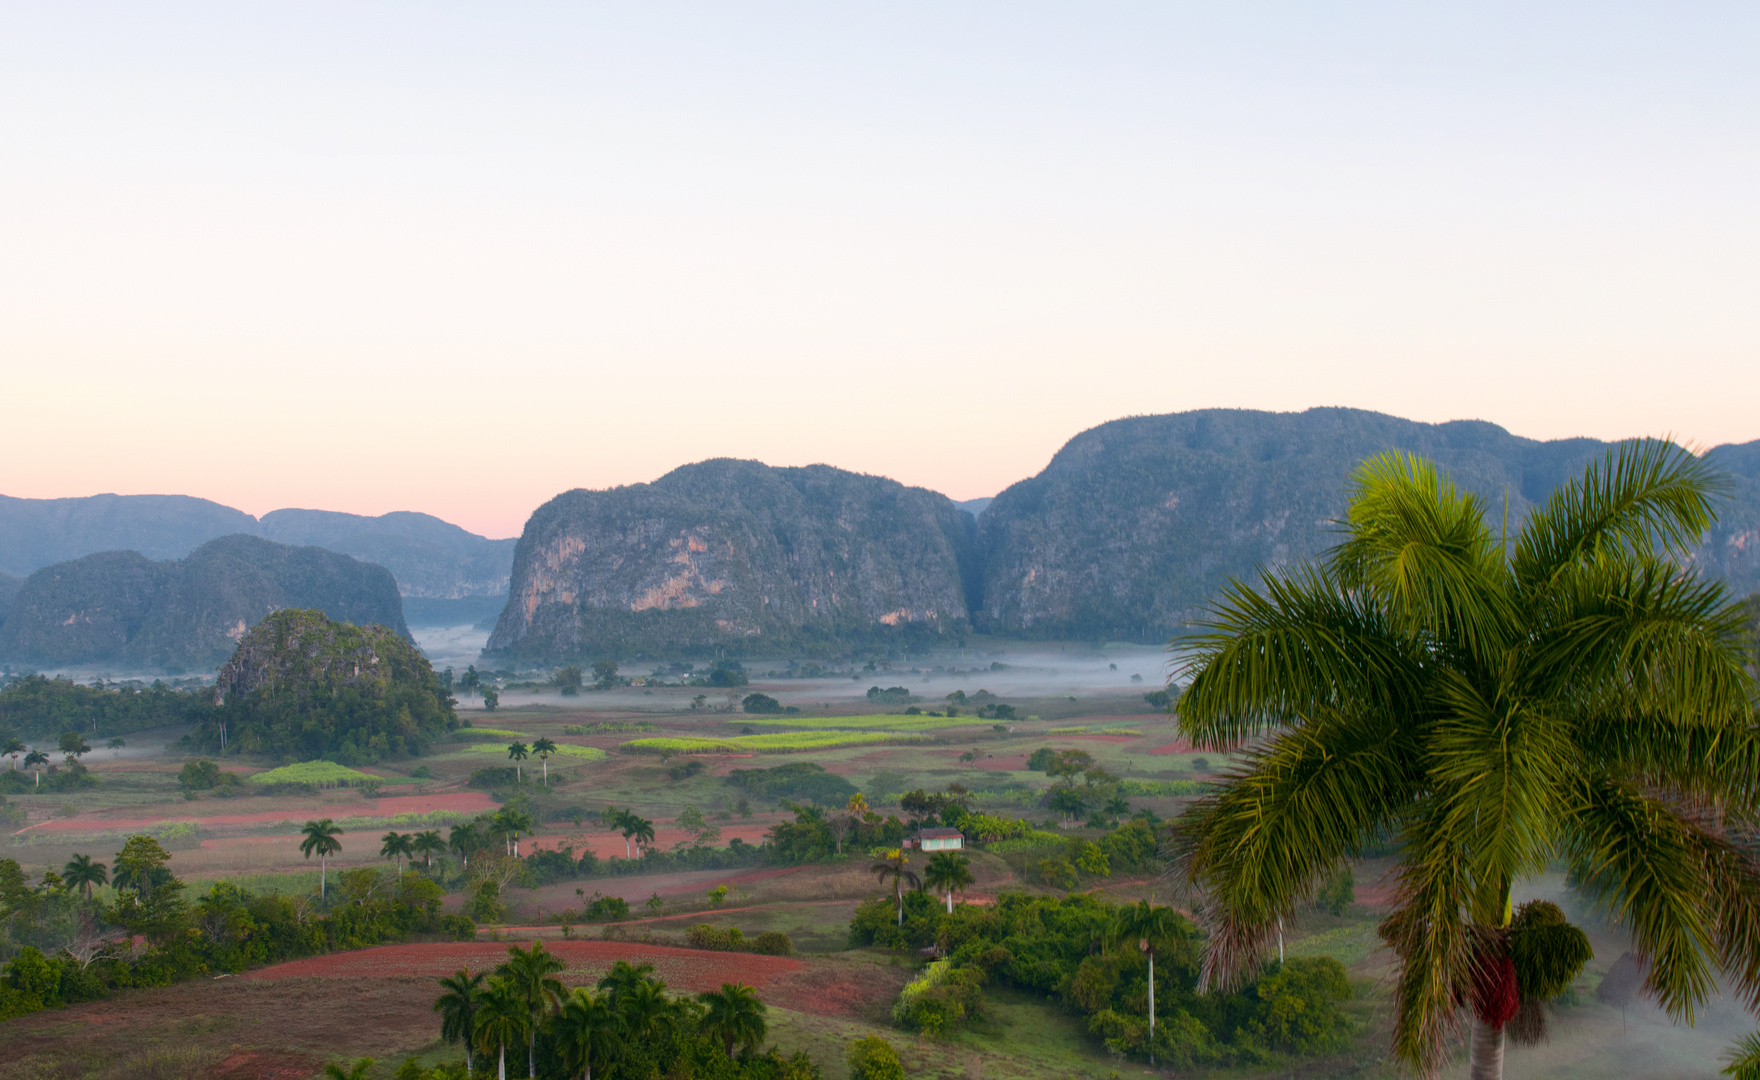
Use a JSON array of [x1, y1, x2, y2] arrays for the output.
[[0, 843, 473, 1021], [187, 609, 458, 764], [247, 760, 382, 787], [0, 674, 214, 740], [724, 762, 858, 807], [849, 890, 1352, 1063]]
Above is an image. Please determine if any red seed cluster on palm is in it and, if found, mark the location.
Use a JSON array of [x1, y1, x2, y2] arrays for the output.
[[1472, 955, 1520, 1028]]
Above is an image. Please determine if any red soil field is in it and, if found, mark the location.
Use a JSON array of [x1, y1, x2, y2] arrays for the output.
[[24, 791, 497, 833], [1062, 734, 1136, 743], [244, 940, 802, 995], [973, 753, 1031, 771], [1147, 739, 1196, 755]]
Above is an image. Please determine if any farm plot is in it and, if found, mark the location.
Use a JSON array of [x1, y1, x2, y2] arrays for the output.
[[735, 713, 994, 732], [622, 732, 932, 754], [465, 742, 607, 760]]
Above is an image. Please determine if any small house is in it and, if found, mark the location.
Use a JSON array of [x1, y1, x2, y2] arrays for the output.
[[914, 827, 965, 852]]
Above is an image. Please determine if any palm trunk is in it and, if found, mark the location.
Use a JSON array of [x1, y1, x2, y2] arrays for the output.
[[946, 890, 953, 914], [320, 853, 327, 899], [896, 882, 904, 926], [542, 757, 548, 784], [529, 1029, 537, 1078], [1469, 1018, 1505, 1080], [498, 1040, 507, 1080], [465, 1039, 473, 1072], [1147, 950, 1155, 1037]]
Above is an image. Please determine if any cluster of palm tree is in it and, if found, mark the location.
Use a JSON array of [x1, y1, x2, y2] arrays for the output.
[[600, 807, 655, 858], [1169, 442, 1760, 1080], [435, 945, 768, 1080], [506, 738, 559, 784], [869, 849, 976, 922]]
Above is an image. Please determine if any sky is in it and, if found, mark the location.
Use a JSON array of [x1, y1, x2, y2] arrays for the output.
[[2, 3, 1757, 538]]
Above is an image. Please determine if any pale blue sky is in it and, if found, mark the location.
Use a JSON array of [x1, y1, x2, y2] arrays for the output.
[[2, 4, 1755, 535]]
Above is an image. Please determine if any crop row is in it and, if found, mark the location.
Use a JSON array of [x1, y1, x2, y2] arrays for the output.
[[621, 732, 933, 754], [466, 743, 607, 761], [735, 713, 992, 732], [247, 761, 380, 787]]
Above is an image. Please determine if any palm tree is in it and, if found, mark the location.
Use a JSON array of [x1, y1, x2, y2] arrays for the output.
[[616, 975, 677, 1042], [531, 738, 558, 785], [413, 829, 446, 870], [495, 807, 536, 858], [605, 808, 636, 857], [3, 737, 24, 770], [299, 819, 344, 900], [23, 749, 48, 787], [1169, 443, 1760, 1080], [870, 849, 919, 926], [495, 941, 566, 1078], [435, 967, 487, 1073], [475, 978, 532, 1080], [625, 816, 655, 858], [698, 982, 767, 1059], [62, 854, 108, 900], [451, 821, 483, 868], [923, 851, 974, 915], [1108, 900, 1185, 1059], [322, 1059, 374, 1080], [554, 987, 624, 1080], [507, 741, 529, 782], [381, 831, 414, 874], [595, 958, 657, 1003]]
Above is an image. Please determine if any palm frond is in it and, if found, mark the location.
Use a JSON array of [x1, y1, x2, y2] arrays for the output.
[[1722, 1031, 1760, 1079], [1565, 774, 1718, 1019], [1377, 802, 1476, 1075], [1178, 566, 1423, 748], [1332, 452, 1512, 657], [1427, 668, 1574, 920], [1171, 705, 1419, 983], [1513, 439, 1729, 591]]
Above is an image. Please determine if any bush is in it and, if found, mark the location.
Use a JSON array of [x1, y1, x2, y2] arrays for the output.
[[1248, 957, 1354, 1053], [865, 686, 911, 705], [179, 760, 223, 790], [742, 693, 784, 714], [752, 931, 794, 955], [466, 881, 505, 923], [847, 1036, 904, 1080], [585, 895, 629, 921], [687, 924, 745, 951], [892, 959, 986, 1036]]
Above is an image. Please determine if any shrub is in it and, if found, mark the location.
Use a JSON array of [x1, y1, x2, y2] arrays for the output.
[[179, 760, 222, 790], [752, 931, 794, 955], [742, 693, 784, 714], [247, 761, 379, 788], [892, 959, 986, 1036], [866, 686, 912, 705], [586, 895, 629, 921], [466, 881, 505, 923], [1248, 957, 1354, 1053], [847, 1036, 904, 1080]]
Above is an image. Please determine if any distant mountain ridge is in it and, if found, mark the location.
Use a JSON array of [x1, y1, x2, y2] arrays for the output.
[[0, 497, 514, 606], [0, 535, 407, 670], [486, 459, 976, 661]]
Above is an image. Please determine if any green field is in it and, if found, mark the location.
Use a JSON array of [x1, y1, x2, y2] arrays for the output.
[[735, 712, 994, 732], [622, 732, 934, 754], [466, 743, 607, 761], [245, 761, 380, 787], [459, 727, 530, 739], [1047, 725, 1142, 735]]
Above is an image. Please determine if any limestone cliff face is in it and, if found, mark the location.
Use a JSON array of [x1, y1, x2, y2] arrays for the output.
[[0, 535, 407, 671], [487, 460, 976, 659], [213, 607, 430, 704], [975, 408, 1760, 641]]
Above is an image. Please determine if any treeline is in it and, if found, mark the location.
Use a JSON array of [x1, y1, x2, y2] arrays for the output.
[[0, 836, 473, 1021], [0, 674, 213, 740], [850, 890, 1353, 1066]]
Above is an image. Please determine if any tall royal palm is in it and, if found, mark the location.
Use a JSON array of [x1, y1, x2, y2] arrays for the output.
[[475, 978, 531, 1080], [697, 983, 767, 1059], [434, 967, 487, 1074], [922, 851, 974, 915], [300, 819, 344, 900], [870, 849, 919, 926], [412, 829, 446, 870], [1106, 900, 1187, 1059], [62, 853, 108, 900], [495, 941, 566, 1078], [531, 738, 558, 785], [507, 741, 529, 782], [554, 987, 624, 1080], [1170, 443, 1760, 1079], [381, 831, 414, 874]]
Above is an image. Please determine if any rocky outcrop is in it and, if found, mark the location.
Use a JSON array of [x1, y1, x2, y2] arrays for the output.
[[487, 459, 975, 660], [975, 408, 1760, 640], [214, 607, 428, 704], [0, 535, 407, 671]]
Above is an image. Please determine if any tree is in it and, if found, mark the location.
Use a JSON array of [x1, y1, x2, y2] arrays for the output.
[[496, 941, 566, 1078], [3, 737, 24, 769], [698, 982, 768, 1059], [1108, 900, 1186, 1060], [106, 737, 126, 756], [615, 975, 677, 1042], [870, 849, 919, 926], [494, 807, 535, 858], [62, 853, 107, 900], [475, 978, 532, 1080], [507, 742, 529, 782], [556, 666, 584, 696], [435, 967, 487, 1073], [57, 731, 90, 764], [412, 829, 447, 870], [22, 749, 47, 787], [604, 808, 635, 857], [531, 738, 558, 785], [625, 816, 655, 858], [300, 819, 344, 900], [381, 831, 414, 874], [591, 660, 619, 690], [923, 851, 975, 914], [595, 958, 657, 1003], [323, 1059, 374, 1080], [554, 987, 623, 1080], [847, 1035, 905, 1080], [483, 686, 500, 710], [1169, 444, 1759, 1080]]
